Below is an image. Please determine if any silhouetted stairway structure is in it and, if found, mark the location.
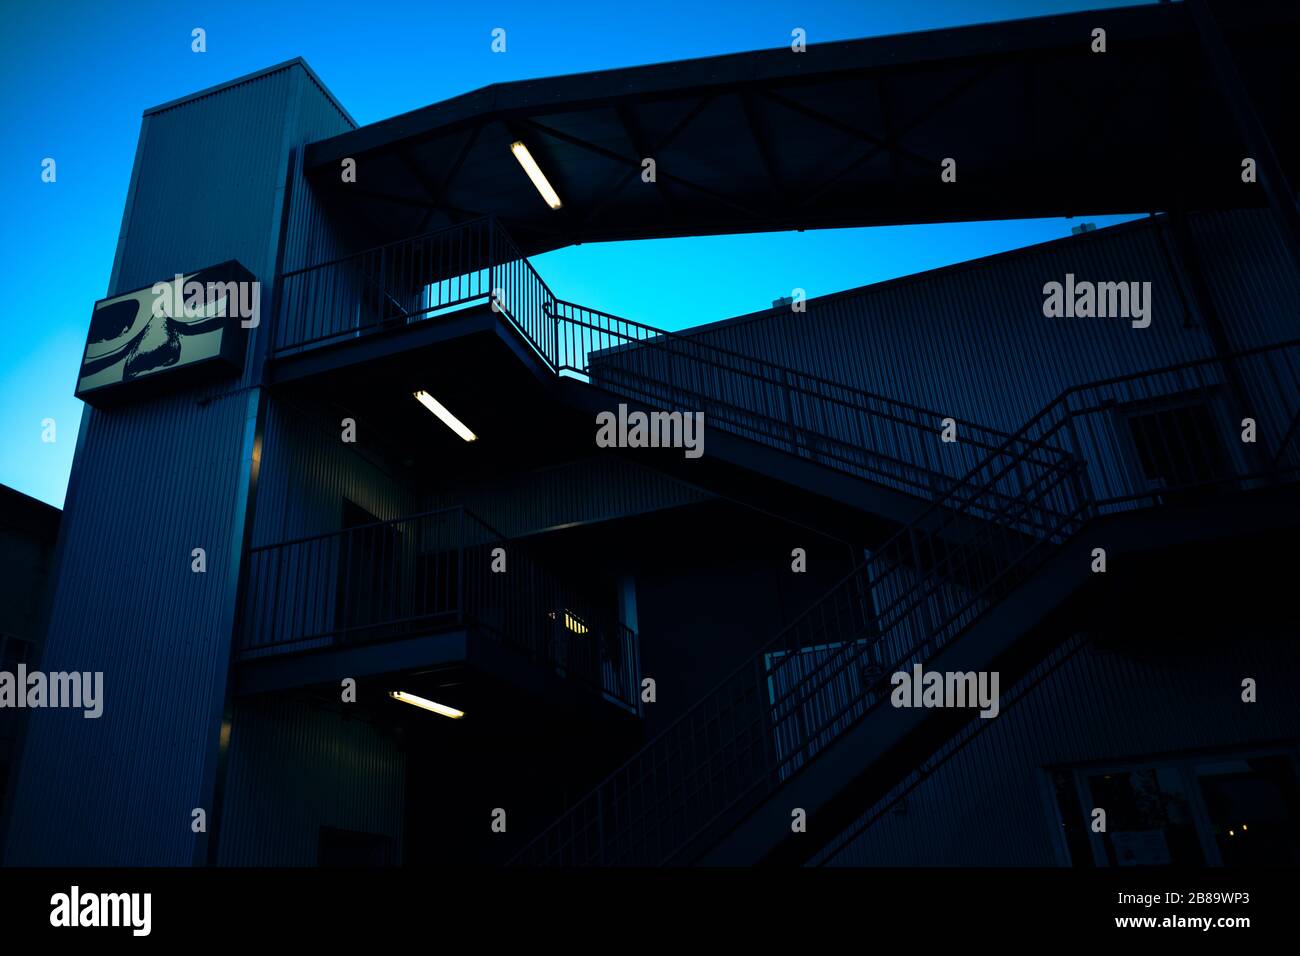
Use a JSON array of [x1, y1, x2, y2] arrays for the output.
[[265, 220, 1300, 866], [509, 340, 1300, 866], [271, 218, 1068, 540], [547, 296, 1074, 539]]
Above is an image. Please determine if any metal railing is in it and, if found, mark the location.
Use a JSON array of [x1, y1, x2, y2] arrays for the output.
[[272, 217, 1065, 515], [1038, 340, 1300, 512], [273, 218, 497, 356], [239, 506, 639, 709], [808, 630, 1096, 866], [509, 340, 1300, 865], [551, 298, 1070, 524]]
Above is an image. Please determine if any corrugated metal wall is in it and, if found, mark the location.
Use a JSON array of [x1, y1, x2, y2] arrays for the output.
[[816, 629, 1300, 866], [252, 399, 420, 546], [678, 212, 1296, 435], [115, 67, 294, 334], [216, 696, 405, 866], [280, 138, 356, 276], [1190, 208, 1300, 353], [3, 62, 355, 865], [5, 394, 252, 865]]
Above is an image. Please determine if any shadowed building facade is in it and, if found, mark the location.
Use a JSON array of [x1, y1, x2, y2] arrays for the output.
[[4, 1, 1299, 867]]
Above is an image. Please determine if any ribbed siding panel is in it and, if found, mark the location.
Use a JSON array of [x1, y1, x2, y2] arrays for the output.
[[819, 631, 1300, 866], [1188, 208, 1300, 352], [280, 96, 357, 275], [4, 64, 354, 865], [217, 697, 404, 866], [117, 71, 295, 290], [683, 218, 1221, 433], [5, 393, 249, 865], [119, 70, 297, 396], [252, 400, 420, 547], [115, 62, 356, 387], [422, 457, 713, 539]]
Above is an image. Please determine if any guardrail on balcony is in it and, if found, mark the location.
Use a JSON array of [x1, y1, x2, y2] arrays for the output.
[[273, 217, 498, 356], [238, 506, 639, 710]]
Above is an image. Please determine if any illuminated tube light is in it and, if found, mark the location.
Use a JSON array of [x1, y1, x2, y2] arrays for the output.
[[510, 141, 563, 210], [389, 691, 464, 720], [414, 390, 477, 442]]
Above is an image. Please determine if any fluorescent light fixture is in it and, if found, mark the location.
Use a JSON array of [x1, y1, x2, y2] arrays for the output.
[[510, 141, 562, 210], [388, 691, 464, 720], [414, 390, 477, 442]]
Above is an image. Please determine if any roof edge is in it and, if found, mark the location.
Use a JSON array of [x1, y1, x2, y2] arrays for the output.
[[304, 1, 1185, 166], [676, 213, 1172, 339], [142, 57, 357, 128]]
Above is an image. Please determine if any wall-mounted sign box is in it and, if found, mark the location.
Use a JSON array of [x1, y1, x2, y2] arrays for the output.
[[75, 260, 256, 407]]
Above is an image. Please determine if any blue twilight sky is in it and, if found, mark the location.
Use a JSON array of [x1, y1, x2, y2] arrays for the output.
[[0, 0, 1151, 508]]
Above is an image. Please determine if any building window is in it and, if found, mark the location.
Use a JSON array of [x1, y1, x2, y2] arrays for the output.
[[1081, 766, 1204, 865], [1045, 748, 1300, 866], [1123, 398, 1231, 494]]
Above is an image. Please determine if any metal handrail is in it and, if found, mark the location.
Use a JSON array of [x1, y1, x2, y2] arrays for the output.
[[809, 630, 1095, 866], [552, 299, 1051, 460], [554, 305, 1066, 473], [273, 216, 1066, 511], [579, 359, 1073, 534], [273, 217, 496, 355], [509, 339, 1300, 866], [508, 402, 1082, 864], [240, 505, 640, 709]]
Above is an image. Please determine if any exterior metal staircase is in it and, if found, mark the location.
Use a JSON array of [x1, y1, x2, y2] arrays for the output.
[[508, 340, 1300, 865], [267, 220, 1300, 866], [547, 295, 1065, 531], [272, 217, 1065, 530]]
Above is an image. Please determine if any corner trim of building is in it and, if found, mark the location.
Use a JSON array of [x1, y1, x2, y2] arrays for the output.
[[143, 57, 358, 130]]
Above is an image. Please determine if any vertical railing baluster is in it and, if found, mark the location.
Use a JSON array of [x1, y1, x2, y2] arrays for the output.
[[487, 217, 495, 314], [457, 508, 466, 626]]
